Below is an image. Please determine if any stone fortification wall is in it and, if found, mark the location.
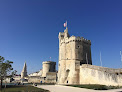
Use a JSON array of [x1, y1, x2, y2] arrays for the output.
[[46, 72, 57, 83], [28, 61, 57, 83], [28, 72, 57, 83], [80, 64, 122, 86], [58, 28, 122, 86], [28, 76, 45, 83], [42, 61, 56, 77], [81, 64, 122, 73], [58, 28, 92, 84], [28, 70, 42, 77]]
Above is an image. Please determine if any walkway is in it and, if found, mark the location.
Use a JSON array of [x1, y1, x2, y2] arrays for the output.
[[37, 85, 122, 92]]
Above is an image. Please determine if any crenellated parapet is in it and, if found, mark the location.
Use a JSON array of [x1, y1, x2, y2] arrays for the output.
[[60, 35, 91, 45], [58, 32, 64, 39]]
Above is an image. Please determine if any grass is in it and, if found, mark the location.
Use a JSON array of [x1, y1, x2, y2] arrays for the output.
[[66, 84, 122, 90], [0, 85, 49, 92]]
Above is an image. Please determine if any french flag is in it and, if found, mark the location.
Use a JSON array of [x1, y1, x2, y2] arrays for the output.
[[64, 21, 67, 27]]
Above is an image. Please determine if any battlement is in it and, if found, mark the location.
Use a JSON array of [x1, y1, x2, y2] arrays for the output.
[[81, 64, 122, 74], [43, 61, 56, 64], [58, 32, 64, 38], [60, 35, 91, 45]]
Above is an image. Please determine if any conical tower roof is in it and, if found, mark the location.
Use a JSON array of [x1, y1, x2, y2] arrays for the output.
[[21, 61, 27, 78], [22, 61, 27, 72]]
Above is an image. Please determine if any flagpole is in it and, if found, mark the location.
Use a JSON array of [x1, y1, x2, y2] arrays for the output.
[[86, 53, 88, 65], [66, 20, 67, 28], [120, 51, 122, 63]]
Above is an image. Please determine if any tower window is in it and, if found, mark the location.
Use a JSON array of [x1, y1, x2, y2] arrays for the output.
[[78, 46, 80, 48], [80, 62, 82, 65]]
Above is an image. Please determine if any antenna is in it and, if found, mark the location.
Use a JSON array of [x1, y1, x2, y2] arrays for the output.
[[100, 51, 102, 67], [120, 51, 122, 62], [86, 53, 88, 64]]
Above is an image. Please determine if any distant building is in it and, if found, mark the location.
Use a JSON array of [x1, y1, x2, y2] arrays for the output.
[[28, 70, 42, 77], [42, 61, 56, 77], [28, 61, 57, 83], [21, 62, 27, 79]]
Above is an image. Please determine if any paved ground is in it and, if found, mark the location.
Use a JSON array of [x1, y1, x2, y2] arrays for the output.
[[37, 85, 122, 92]]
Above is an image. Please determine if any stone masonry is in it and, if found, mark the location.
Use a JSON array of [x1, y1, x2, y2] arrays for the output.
[[58, 27, 122, 86], [58, 27, 92, 84]]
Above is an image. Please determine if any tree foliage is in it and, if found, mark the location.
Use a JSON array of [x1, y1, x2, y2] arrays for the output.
[[11, 70, 17, 77], [0, 56, 13, 89]]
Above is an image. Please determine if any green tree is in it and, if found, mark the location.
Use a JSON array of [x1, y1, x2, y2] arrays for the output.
[[11, 70, 17, 77], [0, 56, 13, 90]]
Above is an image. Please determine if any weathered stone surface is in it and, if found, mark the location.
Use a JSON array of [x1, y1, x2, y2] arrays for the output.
[[58, 28, 122, 86], [80, 64, 122, 86], [58, 28, 92, 84], [28, 61, 57, 83], [42, 61, 56, 77]]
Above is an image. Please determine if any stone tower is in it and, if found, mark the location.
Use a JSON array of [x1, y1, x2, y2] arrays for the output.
[[42, 61, 56, 77], [58, 27, 92, 84], [21, 62, 27, 78]]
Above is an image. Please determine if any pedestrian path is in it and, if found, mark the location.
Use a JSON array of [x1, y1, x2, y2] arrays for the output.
[[37, 85, 122, 92]]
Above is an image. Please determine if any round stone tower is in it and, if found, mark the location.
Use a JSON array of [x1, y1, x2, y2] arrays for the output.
[[42, 61, 56, 77]]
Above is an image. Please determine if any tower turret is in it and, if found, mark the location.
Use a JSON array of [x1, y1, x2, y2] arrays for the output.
[[64, 27, 70, 38], [42, 61, 56, 77]]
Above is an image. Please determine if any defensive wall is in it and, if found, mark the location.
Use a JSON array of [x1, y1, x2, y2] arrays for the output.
[[80, 64, 122, 86], [42, 61, 56, 77], [28, 61, 57, 83]]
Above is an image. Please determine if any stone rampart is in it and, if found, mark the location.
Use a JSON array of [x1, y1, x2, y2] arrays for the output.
[[81, 64, 122, 73], [42, 61, 56, 77], [80, 64, 122, 86], [28, 76, 45, 83]]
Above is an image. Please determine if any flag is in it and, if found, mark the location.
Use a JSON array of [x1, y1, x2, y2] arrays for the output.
[[64, 21, 67, 27]]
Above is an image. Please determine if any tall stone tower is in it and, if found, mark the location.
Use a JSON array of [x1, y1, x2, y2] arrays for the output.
[[58, 27, 92, 84], [21, 62, 27, 78]]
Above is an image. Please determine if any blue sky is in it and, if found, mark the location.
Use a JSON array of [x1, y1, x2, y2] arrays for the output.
[[0, 0, 122, 74]]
